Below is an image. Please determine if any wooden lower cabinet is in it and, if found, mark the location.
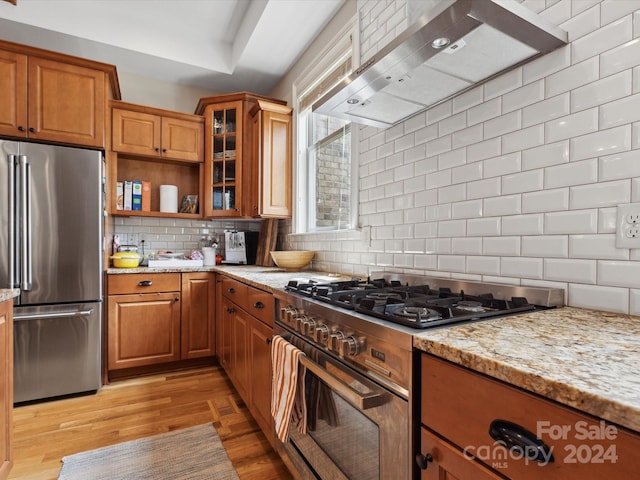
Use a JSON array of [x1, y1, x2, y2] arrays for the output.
[[420, 354, 640, 480], [0, 299, 13, 480], [107, 291, 181, 370], [107, 273, 215, 374], [218, 275, 274, 445], [181, 272, 215, 359]]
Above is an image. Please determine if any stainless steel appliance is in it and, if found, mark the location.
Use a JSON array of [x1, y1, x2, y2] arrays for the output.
[[0, 140, 104, 403], [273, 272, 564, 479]]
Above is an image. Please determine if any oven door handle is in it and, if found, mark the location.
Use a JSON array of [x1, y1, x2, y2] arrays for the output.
[[299, 355, 388, 410]]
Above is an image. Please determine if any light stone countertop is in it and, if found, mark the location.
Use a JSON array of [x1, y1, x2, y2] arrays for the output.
[[414, 307, 640, 433], [0, 289, 19, 303]]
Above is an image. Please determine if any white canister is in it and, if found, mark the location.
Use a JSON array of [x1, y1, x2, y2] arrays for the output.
[[202, 246, 217, 266], [159, 185, 178, 213]]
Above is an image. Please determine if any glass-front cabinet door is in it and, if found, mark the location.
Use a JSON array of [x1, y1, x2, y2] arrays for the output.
[[204, 101, 242, 217]]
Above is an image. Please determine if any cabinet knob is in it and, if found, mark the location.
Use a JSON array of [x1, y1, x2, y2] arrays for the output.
[[415, 453, 433, 470], [228, 288, 235, 294], [174, 297, 179, 302], [253, 301, 264, 309], [226, 307, 235, 314], [266, 337, 272, 345], [162, 148, 167, 153], [29, 127, 35, 133], [155, 147, 160, 152], [18, 126, 25, 132], [138, 280, 153, 287]]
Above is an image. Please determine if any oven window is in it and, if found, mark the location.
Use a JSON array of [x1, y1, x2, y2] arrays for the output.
[[306, 372, 380, 479]]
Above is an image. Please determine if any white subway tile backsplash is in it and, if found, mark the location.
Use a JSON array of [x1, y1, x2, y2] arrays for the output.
[[522, 93, 570, 127], [545, 108, 598, 143], [427, 238, 451, 255], [467, 217, 501, 236], [483, 236, 520, 256], [466, 256, 500, 275], [634, 121, 640, 150], [570, 234, 629, 260], [599, 92, 640, 129], [522, 235, 568, 257], [452, 124, 483, 149], [414, 254, 438, 270], [468, 97, 502, 126], [451, 199, 482, 219], [427, 101, 452, 125], [438, 148, 466, 170], [502, 214, 544, 235], [451, 237, 482, 255], [633, 178, 640, 202], [569, 125, 632, 161], [485, 68, 523, 100], [438, 184, 466, 204], [545, 57, 599, 97], [439, 112, 467, 136], [466, 138, 502, 163], [569, 284, 629, 314], [544, 258, 597, 283], [521, 141, 569, 170], [560, 4, 599, 41], [484, 111, 522, 139], [452, 162, 482, 184], [598, 207, 618, 233], [484, 195, 522, 216], [569, 180, 631, 209], [598, 260, 640, 287], [631, 289, 640, 316], [426, 135, 452, 157], [600, 38, 640, 77], [483, 152, 521, 178], [426, 170, 452, 189], [522, 45, 571, 84], [545, 159, 597, 189], [453, 85, 484, 113], [502, 125, 545, 154], [467, 177, 501, 200], [501, 257, 543, 279], [522, 188, 569, 213], [600, 150, 640, 181], [571, 71, 632, 112], [502, 170, 544, 195], [438, 255, 466, 272], [545, 209, 598, 234], [438, 219, 467, 237], [415, 123, 439, 145], [503, 80, 545, 113], [571, 16, 632, 64], [600, 0, 640, 26]]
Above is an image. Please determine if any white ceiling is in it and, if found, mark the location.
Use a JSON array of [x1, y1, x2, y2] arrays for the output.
[[0, 0, 345, 94]]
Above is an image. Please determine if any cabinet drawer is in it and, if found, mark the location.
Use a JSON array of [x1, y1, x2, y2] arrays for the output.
[[108, 273, 180, 295], [221, 277, 248, 306], [421, 355, 640, 480], [246, 287, 274, 327]]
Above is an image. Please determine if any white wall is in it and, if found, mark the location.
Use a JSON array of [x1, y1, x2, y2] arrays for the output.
[[287, 0, 640, 315], [117, 71, 218, 113]]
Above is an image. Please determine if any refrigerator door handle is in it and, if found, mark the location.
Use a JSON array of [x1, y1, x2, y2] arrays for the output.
[[19, 155, 32, 291], [7, 154, 16, 288], [14, 308, 95, 321]]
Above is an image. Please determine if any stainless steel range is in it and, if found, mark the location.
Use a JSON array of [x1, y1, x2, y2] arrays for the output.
[[272, 272, 564, 480]]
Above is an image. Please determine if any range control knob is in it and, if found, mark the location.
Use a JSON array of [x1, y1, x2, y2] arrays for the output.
[[339, 336, 363, 357], [301, 317, 316, 337], [293, 314, 308, 332], [283, 306, 298, 323], [313, 324, 329, 344], [329, 331, 345, 352]]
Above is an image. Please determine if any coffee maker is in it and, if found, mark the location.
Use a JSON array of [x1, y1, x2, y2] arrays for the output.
[[222, 230, 259, 264]]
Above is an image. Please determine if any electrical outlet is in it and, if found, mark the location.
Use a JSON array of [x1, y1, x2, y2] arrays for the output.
[[616, 203, 640, 248]]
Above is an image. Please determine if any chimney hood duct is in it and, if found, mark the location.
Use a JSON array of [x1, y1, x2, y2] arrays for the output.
[[312, 0, 568, 129]]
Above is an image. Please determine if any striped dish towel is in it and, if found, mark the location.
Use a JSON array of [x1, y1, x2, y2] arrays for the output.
[[271, 335, 307, 442]]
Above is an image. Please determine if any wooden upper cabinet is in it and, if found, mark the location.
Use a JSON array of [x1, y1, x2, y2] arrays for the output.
[[196, 92, 292, 219], [112, 102, 204, 162], [0, 49, 27, 138], [249, 100, 292, 218], [0, 40, 120, 148], [28, 57, 106, 147]]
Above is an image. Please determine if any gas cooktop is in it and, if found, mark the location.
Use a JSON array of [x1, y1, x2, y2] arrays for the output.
[[284, 274, 564, 329]]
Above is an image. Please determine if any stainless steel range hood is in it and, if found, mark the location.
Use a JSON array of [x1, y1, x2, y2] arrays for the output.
[[313, 0, 567, 129]]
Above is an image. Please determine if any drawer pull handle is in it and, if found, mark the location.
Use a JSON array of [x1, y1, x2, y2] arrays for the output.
[[266, 337, 272, 345], [253, 301, 264, 309], [415, 453, 433, 470], [138, 280, 153, 287], [489, 419, 554, 464]]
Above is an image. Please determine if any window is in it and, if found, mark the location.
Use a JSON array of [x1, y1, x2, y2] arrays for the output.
[[295, 22, 357, 233]]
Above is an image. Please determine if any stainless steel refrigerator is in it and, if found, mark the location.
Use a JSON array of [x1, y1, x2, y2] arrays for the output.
[[0, 140, 103, 403]]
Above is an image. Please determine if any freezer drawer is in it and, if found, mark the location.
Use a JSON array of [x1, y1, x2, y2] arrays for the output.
[[13, 302, 102, 403]]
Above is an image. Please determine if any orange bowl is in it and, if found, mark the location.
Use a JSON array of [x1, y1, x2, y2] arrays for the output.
[[270, 251, 315, 271]]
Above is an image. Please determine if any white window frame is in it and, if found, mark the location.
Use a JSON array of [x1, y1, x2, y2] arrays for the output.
[[292, 16, 359, 234]]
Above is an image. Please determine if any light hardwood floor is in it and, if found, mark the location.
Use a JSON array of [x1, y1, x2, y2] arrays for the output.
[[8, 365, 292, 480]]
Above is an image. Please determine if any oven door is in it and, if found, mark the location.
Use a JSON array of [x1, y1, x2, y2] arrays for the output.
[[275, 326, 410, 480]]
